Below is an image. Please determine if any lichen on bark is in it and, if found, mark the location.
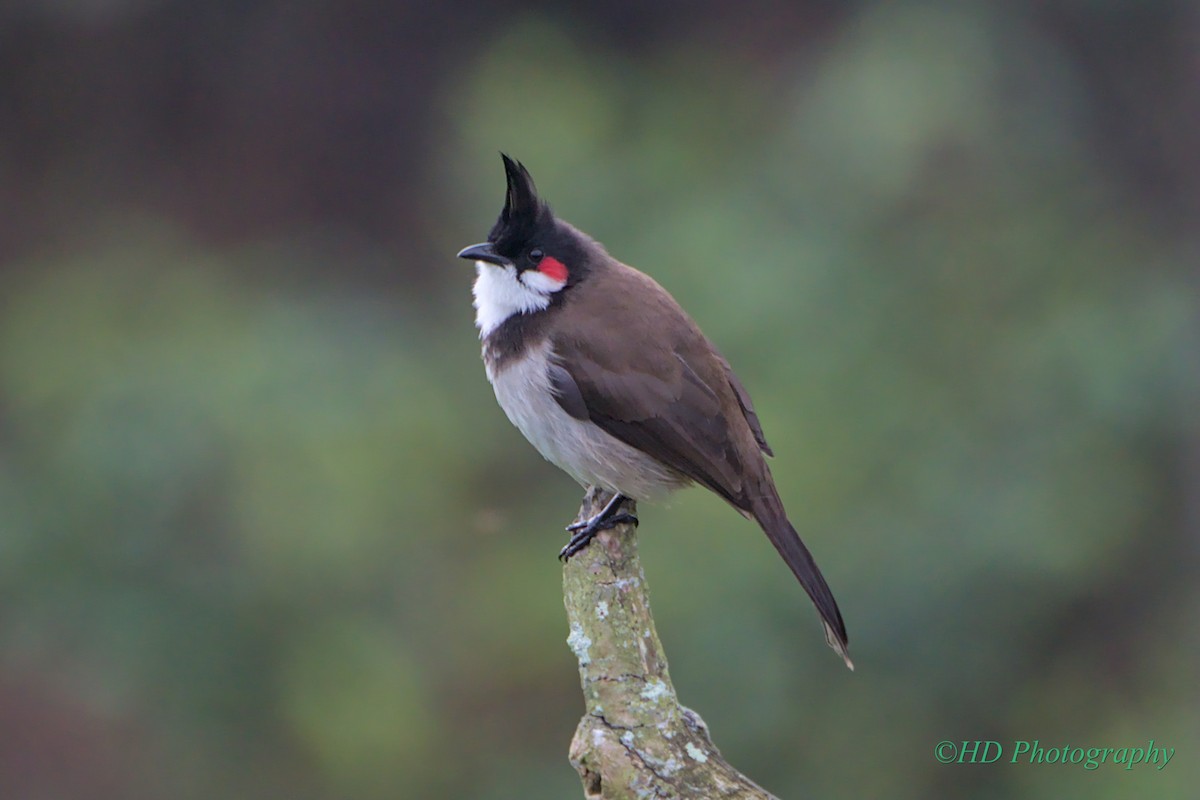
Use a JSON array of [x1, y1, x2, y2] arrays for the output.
[[562, 488, 781, 800]]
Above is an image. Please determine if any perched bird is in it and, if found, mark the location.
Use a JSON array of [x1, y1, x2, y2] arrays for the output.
[[457, 155, 851, 668]]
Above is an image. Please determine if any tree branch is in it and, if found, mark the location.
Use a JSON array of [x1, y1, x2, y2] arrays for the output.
[[563, 487, 780, 800]]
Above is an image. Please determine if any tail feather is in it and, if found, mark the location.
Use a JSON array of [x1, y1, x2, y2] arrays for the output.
[[752, 491, 852, 670]]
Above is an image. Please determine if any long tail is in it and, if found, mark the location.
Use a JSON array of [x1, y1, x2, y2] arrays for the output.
[[751, 488, 853, 670]]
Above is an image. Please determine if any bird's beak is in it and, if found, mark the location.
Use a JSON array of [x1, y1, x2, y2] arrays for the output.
[[457, 242, 511, 267]]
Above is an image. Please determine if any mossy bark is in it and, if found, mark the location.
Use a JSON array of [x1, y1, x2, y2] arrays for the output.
[[563, 488, 779, 800]]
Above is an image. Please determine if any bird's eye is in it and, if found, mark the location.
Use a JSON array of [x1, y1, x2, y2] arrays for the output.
[[528, 248, 544, 263]]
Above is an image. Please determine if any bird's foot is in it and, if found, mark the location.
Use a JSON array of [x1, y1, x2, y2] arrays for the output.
[[559, 492, 637, 561]]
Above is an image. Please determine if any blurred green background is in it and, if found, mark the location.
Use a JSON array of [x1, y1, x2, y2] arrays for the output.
[[1, 2, 1197, 798]]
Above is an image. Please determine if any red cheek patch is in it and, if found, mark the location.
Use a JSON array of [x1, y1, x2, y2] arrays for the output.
[[538, 256, 569, 283]]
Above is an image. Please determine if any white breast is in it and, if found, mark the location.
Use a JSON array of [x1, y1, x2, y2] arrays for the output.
[[487, 339, 687, 501]]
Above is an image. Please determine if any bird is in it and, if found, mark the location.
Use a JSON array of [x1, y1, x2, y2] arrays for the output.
[[457, 154, 851, 668]]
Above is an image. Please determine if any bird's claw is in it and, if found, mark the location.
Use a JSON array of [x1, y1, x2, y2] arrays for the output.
[[560, 495, 637, 561]]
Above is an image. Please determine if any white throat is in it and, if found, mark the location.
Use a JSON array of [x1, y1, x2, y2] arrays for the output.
[[472, 261, 564, 337]]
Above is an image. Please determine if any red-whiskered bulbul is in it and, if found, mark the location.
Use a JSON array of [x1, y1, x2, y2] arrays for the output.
[[457, 155, 851, 668]]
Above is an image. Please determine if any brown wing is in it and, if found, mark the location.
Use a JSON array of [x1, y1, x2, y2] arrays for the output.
[[549, 262, 851, 663], [547, 264, 767, 511], [715, 351, 773, 457]]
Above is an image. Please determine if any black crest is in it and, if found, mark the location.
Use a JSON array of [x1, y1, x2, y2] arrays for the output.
[[489, 154, 552, 257]]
